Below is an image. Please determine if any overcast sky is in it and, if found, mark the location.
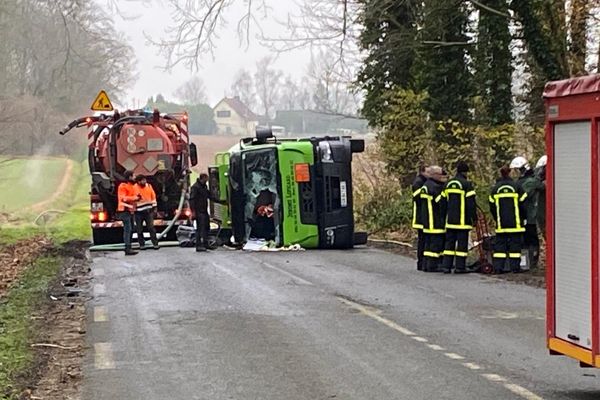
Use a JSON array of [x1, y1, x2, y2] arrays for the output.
[[112, 0, 313, 108]]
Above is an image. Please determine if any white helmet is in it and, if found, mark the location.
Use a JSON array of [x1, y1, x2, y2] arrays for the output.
[[510, 156, 530, 171], [536, 155, 547, 169]]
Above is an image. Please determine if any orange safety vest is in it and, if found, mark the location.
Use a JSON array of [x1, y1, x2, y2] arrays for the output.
[[134, 183, 157, 212], [117, 182, 138, 212]]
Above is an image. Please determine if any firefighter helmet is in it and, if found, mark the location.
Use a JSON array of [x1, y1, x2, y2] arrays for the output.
[[510, 156, 530, 171], [536, 155, 547, 168]]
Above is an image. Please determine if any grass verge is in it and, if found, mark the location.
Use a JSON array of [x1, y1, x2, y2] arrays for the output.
[[0, 256, 61, 399]]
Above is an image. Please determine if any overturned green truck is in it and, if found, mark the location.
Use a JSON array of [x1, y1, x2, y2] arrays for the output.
[[208, 128, 367, 249]]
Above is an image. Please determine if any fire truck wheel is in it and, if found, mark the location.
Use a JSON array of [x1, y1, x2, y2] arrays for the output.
[[92, 228, 123, 245]]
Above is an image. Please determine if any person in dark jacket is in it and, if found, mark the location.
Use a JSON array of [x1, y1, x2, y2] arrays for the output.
[[411, 165, 429, 271], [419, 166, 448, 272], [489, 165, 527, 273], [513, 157, 544, 269], [441, 161, 476, 274], [189, 173, 216, 252]]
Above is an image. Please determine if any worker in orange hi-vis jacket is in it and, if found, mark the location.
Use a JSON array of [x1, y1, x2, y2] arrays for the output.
[[134, 175, 159, 250], [117, 171, 140, 256]]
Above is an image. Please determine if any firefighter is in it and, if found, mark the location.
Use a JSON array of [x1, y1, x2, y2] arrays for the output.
[[419, 166, 448, 272], [116, 171, 140, 256], [511, 156, 544, 269], [411, 165, 429, 271], [489, 165, 527, 273], [189, 173, 214, 252], [134, 175, 159, 250], [441, 161, 476, 274], [535, 155, 547, 237]]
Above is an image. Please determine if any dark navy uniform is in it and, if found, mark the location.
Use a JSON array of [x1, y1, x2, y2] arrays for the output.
[[419, 178, 447, 272], [441, 173, 476, 272], [411, 173, 427, 270], [489, 178, 527, 273]]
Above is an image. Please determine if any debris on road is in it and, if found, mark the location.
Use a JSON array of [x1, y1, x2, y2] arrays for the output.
[[0, 236, 53, 297]]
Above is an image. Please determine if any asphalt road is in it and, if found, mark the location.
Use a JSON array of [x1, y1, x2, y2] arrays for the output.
[[83, 246, 600, 400]]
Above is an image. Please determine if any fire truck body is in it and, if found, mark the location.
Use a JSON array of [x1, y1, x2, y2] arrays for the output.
[[60, 109, 197, 245], [544, 75, 600, 368]]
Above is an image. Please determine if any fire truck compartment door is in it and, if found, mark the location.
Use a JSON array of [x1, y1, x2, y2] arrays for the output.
[[554, 121, 592, 349]]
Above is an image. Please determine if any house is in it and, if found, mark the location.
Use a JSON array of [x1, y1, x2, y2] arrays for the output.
[[213, 97, 259, 136]]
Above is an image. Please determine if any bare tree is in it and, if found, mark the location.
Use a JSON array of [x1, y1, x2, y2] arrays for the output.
[[231, 69, 256, 107], [306, 49, 359, 115], [277, 75, 300, 111], [174, 76, 208, 105], [254, 56, 283, 118]]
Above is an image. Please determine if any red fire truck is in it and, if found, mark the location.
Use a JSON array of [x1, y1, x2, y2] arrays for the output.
[[545, 74, 600, 367]]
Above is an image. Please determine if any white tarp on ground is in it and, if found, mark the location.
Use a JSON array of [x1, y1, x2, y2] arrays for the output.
[[242, 239, 304, 252]]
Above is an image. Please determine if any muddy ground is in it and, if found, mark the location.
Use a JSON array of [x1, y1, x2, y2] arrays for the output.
[[18, 241, 90, 400]]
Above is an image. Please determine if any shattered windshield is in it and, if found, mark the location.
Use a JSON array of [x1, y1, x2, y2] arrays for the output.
[[242, 148, 281, 245]]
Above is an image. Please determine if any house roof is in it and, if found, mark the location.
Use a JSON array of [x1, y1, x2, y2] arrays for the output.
[[215, 97, 258, 120]]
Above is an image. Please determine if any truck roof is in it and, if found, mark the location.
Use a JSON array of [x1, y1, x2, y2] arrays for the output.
[[543, 75, 600, 99]]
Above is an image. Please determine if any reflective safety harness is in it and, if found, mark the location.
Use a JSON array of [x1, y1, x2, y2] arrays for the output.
[[489, 184, 527, 233], [442, 177, 476, 230]]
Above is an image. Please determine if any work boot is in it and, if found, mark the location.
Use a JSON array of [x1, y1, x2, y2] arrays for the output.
[[152, 243, 160, 250], [196, 246, 207, 252], [125, 248, 138, 256], [454, 268, 468, 274]]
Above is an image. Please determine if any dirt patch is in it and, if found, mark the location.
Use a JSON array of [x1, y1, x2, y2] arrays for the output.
[[20, 240, 90, 400], [29, 159, 75, 213], [0, 236, 54, 297], [190, 135, 241, 172]]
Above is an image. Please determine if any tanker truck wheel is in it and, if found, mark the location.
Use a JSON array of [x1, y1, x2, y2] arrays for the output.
[[92, 228, 123, 245]]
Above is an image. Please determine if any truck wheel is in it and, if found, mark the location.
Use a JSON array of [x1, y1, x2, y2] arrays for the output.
[[92, 228, 123, 245]]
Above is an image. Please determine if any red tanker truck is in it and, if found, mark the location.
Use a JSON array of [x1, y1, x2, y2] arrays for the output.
[[59, 108, 198, 245]]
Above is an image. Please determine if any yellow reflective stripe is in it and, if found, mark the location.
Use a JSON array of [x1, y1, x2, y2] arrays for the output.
[[509, 253, 521, 258], [493, 193, 518, 199], [514, 196, 522, 230], [495, 197, 502, 231], [421, 193, 433, 199], [447, 180, 463, 189], [520, 192, 528, 202], [424, 251, 441, 258], [497, 185, 516, 193], [455, 251, 468, 257], [413, 188, 422, 197], [445, 188, 465, 194], [496, 227, 526, 233], [413, 224, 424, 229], [493, 253, 507, 258], [427, 197, 434, 229], [445, 224, 472, 229], [423, 228, 446, 234], [488, 195, 494, 203], [466, 190, 476, 197], [443, 250, 456, 256], [435, 194, 444, 203], [412, 202, 417, 226], [460, 190, 465, 226]]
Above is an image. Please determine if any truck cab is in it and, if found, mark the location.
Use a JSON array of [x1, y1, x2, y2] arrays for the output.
[[209, 128, 366, 248]]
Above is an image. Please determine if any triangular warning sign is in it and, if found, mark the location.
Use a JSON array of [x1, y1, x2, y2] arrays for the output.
[[90, 90, 114, 111]]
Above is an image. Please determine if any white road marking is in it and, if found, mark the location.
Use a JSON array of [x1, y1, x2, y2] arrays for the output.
[[338, 296, 545, 400], [426, 344, 445, 351], [337, 297, 415, 335], [94, 284, 106, 296], [482, 373, 507, 382], [462, 362, 482, 370], [94, 343, 115, 369], [503, 383, 544, 400], [94, 306, 109, 322], [444, 352, 465, 360], [260, 261, 314, 286]]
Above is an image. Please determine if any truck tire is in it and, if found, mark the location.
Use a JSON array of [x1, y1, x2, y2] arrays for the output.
[[92, 228, 123, 245]]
